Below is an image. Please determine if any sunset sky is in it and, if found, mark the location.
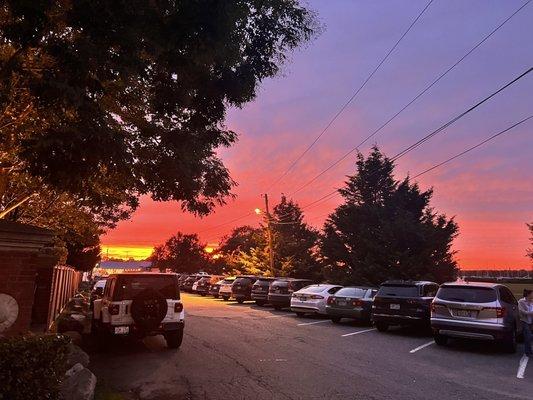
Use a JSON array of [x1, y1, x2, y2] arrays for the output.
[[101, 0, 533, 269]]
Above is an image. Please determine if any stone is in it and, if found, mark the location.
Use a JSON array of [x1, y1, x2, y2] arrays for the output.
[[65, 343, 90, 368], [65, 362, 84, 378], [60, 365, 97, 400]]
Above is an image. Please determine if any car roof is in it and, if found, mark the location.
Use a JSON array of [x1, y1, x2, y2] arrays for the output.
[[440, 281, 500, 289], [381, 280, 436, 286], [298, 283, 340, 290], [340, 286, 378, 290]]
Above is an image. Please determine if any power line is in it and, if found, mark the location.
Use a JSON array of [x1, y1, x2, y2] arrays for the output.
[[264, 0, 435, 192], [288, 1, 532, 196], [412, 115, 533, 178]]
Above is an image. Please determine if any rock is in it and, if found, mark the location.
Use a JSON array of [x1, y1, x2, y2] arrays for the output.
[[65, 343, 90, 368], [61, 365, 97, 400]]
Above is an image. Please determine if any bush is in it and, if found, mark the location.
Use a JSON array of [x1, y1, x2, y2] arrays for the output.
[[0, 334, 71, 400]]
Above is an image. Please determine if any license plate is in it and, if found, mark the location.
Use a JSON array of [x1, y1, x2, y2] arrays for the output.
[[390, 304, 400, 310], [114, 326, 129, 335], [338, 301, 346, 306], [455, 309, 476, 318]]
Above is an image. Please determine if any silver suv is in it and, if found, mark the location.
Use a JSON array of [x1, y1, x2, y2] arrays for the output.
[[431, 282, 520, 352], [92, 273, 185, 348]]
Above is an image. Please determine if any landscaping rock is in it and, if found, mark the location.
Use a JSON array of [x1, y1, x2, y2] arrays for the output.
[[61, 365, 97, 400], [65, 342, 90, 368]]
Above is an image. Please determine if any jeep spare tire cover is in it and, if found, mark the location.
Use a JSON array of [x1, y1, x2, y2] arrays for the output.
[[130, 288, 168, 331]]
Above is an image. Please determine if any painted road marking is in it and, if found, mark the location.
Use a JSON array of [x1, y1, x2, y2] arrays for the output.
[[259, 358, 288, 362], [517, 355, 529, 379], [341, 328, 376, 337], [297, 320, 331, 326], [266, 314, 291, 319], [409, 341, 435, 354]]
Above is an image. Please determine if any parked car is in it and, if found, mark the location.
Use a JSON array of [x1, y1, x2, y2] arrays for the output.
[[195, 275, 224, 296], [326, 286, 378, 323], [192, 275, 211, 293], [232, 275, 259, 303], [372, 280, 439, 332], [251, 277, 277, 306], [91, 273, 184, 348], [209, 279, 225, 298], [219, 277, 237, 301], [182, 274, 204, 292], [90, 279, 108, 308], [431, 282, 521, 352], [178, 274, 190, 290], [291, 284, 343, 317], [268, 279, 313, 310]]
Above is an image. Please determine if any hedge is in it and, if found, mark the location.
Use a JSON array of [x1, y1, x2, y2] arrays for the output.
[[0, 334, 71, 400]]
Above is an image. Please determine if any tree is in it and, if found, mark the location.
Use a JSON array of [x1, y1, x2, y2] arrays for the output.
[[219, 226, 263, 255], [320, 147, 459, 286], [150, 232, 209, 273], [527, 223, 533, 261], [272, 196, 321, 279], [0, 0, 318, 222]]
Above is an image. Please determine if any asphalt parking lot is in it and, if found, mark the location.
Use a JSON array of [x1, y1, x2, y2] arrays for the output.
[[90, 293, 533, 400]]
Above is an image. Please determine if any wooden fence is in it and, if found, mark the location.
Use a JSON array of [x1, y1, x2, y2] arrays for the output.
[[46, 265, 82, 329]]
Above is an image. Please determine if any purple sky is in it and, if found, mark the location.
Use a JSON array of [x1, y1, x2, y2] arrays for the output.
[[103, 0, 533, 268]]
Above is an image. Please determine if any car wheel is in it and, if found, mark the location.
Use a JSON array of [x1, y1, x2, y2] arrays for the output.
[[502, 329, 517, 353], [201, 293, 206, 297], [434, 334, 448, 346], [256, 300, 265, 307], [375, 322, 388, 332], [331, 317, 341, 324], [222, 296, 229, 301], [165, 330, 183, 349], [274, 305, 282, 311], [214, 295, 219, 299], [296, 312, 305, 318], [237, 298, 244, 304]]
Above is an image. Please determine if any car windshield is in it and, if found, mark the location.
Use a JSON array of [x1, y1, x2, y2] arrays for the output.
[[378, 285, 419, 297], [222, 279, 235, 284], [335, 287, 368, 298], [300, 285, 328, 293], [234, 277, 253, 284], [437, 286, 497, 303], [115, 275, 178, 300]]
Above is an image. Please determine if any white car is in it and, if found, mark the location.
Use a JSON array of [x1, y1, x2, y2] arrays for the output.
[[291, 284, 343, 316], [218, 277, 236, 301], [92, 273, 184, 348]]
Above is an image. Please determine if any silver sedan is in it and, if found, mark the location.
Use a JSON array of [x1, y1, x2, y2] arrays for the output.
[[290, 284, 343, 316]]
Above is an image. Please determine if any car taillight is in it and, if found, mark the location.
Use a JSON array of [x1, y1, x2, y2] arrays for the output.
[[174, 302, 183, 313], [310, 295, 324, 300], [109, 304, 120, 315], [327, 297, 335, 305], [352, 299, 363, 307], [484, 306, 505, 318]]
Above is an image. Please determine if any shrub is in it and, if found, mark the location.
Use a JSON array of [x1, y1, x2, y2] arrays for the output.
[[0, 334, 71, 400]]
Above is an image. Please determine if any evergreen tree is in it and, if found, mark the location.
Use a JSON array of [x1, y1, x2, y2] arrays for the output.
[[320, 147, 459, 285]]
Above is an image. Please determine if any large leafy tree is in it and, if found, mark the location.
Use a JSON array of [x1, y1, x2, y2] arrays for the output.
[[0, 0, 318, 222], [150, 232, 209, 273], [272, 196, 320, 279], [320, 147, 459, 285], [219, 225, 263, 255]]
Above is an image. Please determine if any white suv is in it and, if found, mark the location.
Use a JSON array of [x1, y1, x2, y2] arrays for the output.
[[92, 273, 184, 348]]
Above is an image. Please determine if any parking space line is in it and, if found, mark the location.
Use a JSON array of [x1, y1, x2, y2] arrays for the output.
[[341, 328, 376, 337], [517, 355, 529, 379], [409, 341, 435, 354], [266, 314, 291, 319], [297, 320, 331, 326]]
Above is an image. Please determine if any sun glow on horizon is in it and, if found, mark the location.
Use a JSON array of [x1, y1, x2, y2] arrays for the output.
[[101, 245, 154, 261]]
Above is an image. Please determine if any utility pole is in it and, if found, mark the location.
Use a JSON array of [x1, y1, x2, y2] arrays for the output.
[[263, 193, 275, 276]]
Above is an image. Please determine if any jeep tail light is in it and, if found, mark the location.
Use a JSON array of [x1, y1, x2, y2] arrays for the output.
[[352, 299, 363, 307], [310, 295, 324, 300], [174, 302, 183, 313], [109, 304, 120, 315], [327, 297, 335, 305]]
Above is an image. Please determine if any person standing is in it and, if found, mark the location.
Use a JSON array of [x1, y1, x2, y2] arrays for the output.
[[518, 289, 533, 357]]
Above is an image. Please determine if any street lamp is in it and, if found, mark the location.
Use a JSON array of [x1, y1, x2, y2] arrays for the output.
[[254, 208, 262, 215]]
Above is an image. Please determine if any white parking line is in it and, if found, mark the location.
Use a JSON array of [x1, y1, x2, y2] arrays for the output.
[[517, 355, 529, 379], [409, 341, 435, 354], [341, 328, 376, 337], [297, 320, 331, 326]]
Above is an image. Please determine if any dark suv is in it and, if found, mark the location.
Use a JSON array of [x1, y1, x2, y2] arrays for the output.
[[372, 280, 439, 332], [231, 275, 259, 303], [251, 277, 276, 306], [92, 273, 184, 348], [268, 279, 313, 310]]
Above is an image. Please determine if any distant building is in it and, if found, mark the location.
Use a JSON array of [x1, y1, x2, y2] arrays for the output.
[[93, 260, 153, 276]]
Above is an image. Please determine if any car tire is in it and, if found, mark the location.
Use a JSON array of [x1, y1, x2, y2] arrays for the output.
[[375, 322, 388, 332], [214, 295, 219, 299], [222, 296, 229, 301], [331, 317, 341, 324], [237, 298, 244, 304], [502, 329, 517, 354], [434, 334, 448, 346], [165, 330, 183, 349], [256, 300, 265, 307], [296, 312, 305, 318], [200, 293, 206, 297]]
